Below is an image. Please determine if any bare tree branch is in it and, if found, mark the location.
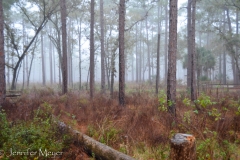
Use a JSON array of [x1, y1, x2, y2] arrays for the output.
[[125, 6, 153, 32]]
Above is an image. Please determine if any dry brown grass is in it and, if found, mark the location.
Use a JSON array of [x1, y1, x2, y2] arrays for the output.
[[2, 86, 240, 159]]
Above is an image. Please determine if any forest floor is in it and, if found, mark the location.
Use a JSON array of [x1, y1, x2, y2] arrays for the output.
[[1, 84, 240, 160]]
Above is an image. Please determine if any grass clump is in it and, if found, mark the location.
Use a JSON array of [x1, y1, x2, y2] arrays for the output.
[[0, 103, 72, 160]]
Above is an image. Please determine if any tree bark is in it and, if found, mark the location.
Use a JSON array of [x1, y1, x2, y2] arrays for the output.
[[60, 0, 68, 94], [78, 20, 82, 90], [22, 18, 26, 90], [170, 133, 196, 160], [58, 121, 135, 160], [100, 0, 106, 93], [0, 0, 6, 105], [49, 27, 53, 85], [191, 0, 196, 101], [146, 17, 151, 83], [119, 0, 126, 106], [187, 0, 192, 89], [222, 11, 227, 84], [167, 0, 178, 117], [90, 0, 95, 98], [156, 0, 161, 95], [135, 24, 139, 83], [41, 32, 46, 86], [110, 52, 116, 99], [164, 1, 168, 85], [236, 8, 239, 84]]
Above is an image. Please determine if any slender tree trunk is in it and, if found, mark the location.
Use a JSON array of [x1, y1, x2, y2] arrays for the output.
[[191, 0, 196, 101], [7, 37, 10, 87], [0, 0, 6, 105], [223, 10, 227, 84], [236, 9, 239, 84], [219, 47, 222, 84], [90, 0, 95, 98], [49, 28, 53, 85], [59, 61, 62, 86], [106, 41, 110, 89], [41, 32, 46, 85], [27, 53, 34, 87], [140, 22, 143, 82], [78, 22, 82, 90], [156, 0, 161, 94], [151, 27, 154, 77], [68, 25, 71, 87], [135, 24, 139, 83], [167, 0, 178, 117], [60, 0, 68, 94], [25, 43, 29, 87], [22, 19, 26, 90], [53, 46, 56, 84], [71, 22, 74, 87], [164, 1, 168, 85], [132, 48, 134, 81], [100, 0, 106, 93], [226, 8, 237, 84], [187, 0, 192, 89], [119, 0, 126, 106], [27, 38, 38, 87], [146, 17, 151, 83], [110, 52, 116, 99]]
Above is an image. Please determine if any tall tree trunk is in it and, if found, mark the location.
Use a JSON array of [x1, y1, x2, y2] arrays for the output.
[[7, 37, 10, 87], [67, 20, 71, 87], [53, 46, 56, 84], [226, 8, 236, 84], [106, 41, 110, 89], [132, 47, 134, 81], [139, 22, 144, 83], [236, 9, 239, 84], [119, 0, 126, 106], [167, 0, 178, 117], [219, 49, 222, 84], [22, 19, 26, 90], [0, 0, 6, 105], [187, 0, 192, 89], [67, 21, 72, 88], [191, 0, 196, 101], [164, 1, 168, 85], [78, 21, 82, 90], [49, 29, 53, 85], [156, 0, 161, 94], [110, 51, 116, 99], [135, 24, 139, 83], [100, 0, 106, 93], [90, 0, 95, 98], [146, 17, 151, 83], [60, 0, 68, 94], [27, 38, 38, 87], [151, 27, 154, 78], [41, 32, 46, 85], [223, 10, 227, 84], [71, 21, 74, 87]]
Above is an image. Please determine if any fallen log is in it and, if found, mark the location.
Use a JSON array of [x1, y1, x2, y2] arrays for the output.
[[6, 90, 22, 98], [58, 121, 135, 160], [170, 133, 196, 160]]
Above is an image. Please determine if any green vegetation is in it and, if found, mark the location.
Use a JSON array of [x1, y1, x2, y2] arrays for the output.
[[0, 103, 72, 160], [87, 117, 121, 146]]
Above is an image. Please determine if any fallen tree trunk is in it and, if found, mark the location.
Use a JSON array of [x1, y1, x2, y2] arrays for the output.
[[58, 121, 135, 160]]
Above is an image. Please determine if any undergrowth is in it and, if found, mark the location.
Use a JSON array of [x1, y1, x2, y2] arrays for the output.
[[1, 87, 240, 160], [0, 102, 72, 160]]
